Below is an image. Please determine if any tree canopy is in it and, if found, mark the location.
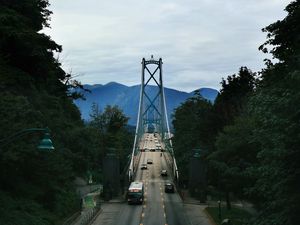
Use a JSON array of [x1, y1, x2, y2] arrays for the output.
[[172, 1, 300, 224], [0, 1, 128, 224]]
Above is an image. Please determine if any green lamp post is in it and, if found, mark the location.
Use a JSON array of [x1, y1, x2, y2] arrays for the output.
[[0, 127, 55, 151]]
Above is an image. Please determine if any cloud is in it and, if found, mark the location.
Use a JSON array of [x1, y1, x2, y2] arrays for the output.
[[45, 0, 291, 92]]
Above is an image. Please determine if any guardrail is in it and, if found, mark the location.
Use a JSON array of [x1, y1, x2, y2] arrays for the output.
[[79, 206, 101, 225], [62, 212, 81, 225]]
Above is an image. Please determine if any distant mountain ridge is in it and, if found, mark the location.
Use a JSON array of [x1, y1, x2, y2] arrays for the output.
[[74, 82, 219, 125]]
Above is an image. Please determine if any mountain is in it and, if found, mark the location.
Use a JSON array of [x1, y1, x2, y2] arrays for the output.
[[74, 82, 219, 125]]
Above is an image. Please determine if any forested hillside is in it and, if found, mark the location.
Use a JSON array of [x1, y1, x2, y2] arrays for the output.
[[172, 1, 300, 225], [0, 1, 133, 224], [74, 82, 218, 125]]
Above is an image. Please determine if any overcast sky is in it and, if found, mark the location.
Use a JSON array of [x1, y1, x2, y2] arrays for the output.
[[45, 0, 291, 92]]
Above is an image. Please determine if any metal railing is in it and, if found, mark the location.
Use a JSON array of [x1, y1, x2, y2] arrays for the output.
[[77, 196, 101, 225], [79, 206, 101, 225]]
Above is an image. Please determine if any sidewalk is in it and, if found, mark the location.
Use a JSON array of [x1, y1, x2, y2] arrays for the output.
[[70, 194, 125, 225], [180, 189, 215, 225], [180, 188, 257, 225]]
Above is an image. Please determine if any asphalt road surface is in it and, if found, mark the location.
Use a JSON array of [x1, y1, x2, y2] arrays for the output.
[[91, 133, 190, 225]]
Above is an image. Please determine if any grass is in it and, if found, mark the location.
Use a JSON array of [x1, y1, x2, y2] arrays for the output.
[[205, 206, 252, 225]]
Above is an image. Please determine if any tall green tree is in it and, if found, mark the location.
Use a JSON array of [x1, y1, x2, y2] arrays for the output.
[[207, 67, 257, 209], [88, 104, 132, 172], [0, 1, 89, 224], [214, 66, 257, 128], [209, 115, 259, 209], [172, 92, 215, 184], [245, 1, 300, 224]]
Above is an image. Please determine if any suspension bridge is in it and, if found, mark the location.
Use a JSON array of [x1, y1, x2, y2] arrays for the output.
[[82, 57, 210, 225], [129, 56, 179, 183]]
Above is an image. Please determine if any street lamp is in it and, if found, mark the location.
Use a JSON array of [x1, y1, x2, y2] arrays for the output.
[[0, 127, 55, 151]]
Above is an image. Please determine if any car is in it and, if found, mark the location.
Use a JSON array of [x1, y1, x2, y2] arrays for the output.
[[147, 159, 153, 164], [164, 183, 175, 193], [150, 148, 155, 152], [140, 164, 147, 170], [161, 169, 167, 176]]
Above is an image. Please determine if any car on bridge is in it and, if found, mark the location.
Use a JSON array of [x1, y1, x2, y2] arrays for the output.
[[161, 169, 167, 176], [164, 183, 175, 193], [147, 159, 153, 164], [140, 164, 147, 170]]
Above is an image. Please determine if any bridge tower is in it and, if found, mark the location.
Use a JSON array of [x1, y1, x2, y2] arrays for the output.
[[129, 56, 178, 182], [137, 56, 170, 141]]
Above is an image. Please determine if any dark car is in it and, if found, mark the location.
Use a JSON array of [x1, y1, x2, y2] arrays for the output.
[[147, 159, 153, 164], [161, 169, 167, 176], [164, 183, 175, 193], [141, 164, 147, 170]]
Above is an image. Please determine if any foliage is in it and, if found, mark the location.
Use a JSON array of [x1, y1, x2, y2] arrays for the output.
[[172, 2, 300, 224], [172, 92, 215, 182], [244, 1, 300, 224], [172, 67, 257, 204], [88, 103, 133, 172], [0, 1, 94, 224], [214, 67, 257, 128], [209, 115, 259, 202]]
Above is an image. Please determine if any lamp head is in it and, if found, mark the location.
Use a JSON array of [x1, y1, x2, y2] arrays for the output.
[[38, 132, 54, 151]]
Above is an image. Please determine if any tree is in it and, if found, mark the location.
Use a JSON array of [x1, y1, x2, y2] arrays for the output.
[[172, 92, 215, 185], [0, 1, 89, 224], [201, 67, 256, 210], [88, 104, 132, 172], [209, 115, 260, 209], [244, 1, 300, 224], [214, 66, 257, 128]]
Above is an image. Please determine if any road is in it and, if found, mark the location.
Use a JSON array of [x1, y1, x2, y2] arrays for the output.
[[91, 133, 191, 225]]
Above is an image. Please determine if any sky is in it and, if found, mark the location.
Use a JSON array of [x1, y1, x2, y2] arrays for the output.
[[45, 0, 292, 92]]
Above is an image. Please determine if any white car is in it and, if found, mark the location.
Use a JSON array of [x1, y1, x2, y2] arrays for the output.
[[161, 169, 167, 176], [141, 164, 147, 170]]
